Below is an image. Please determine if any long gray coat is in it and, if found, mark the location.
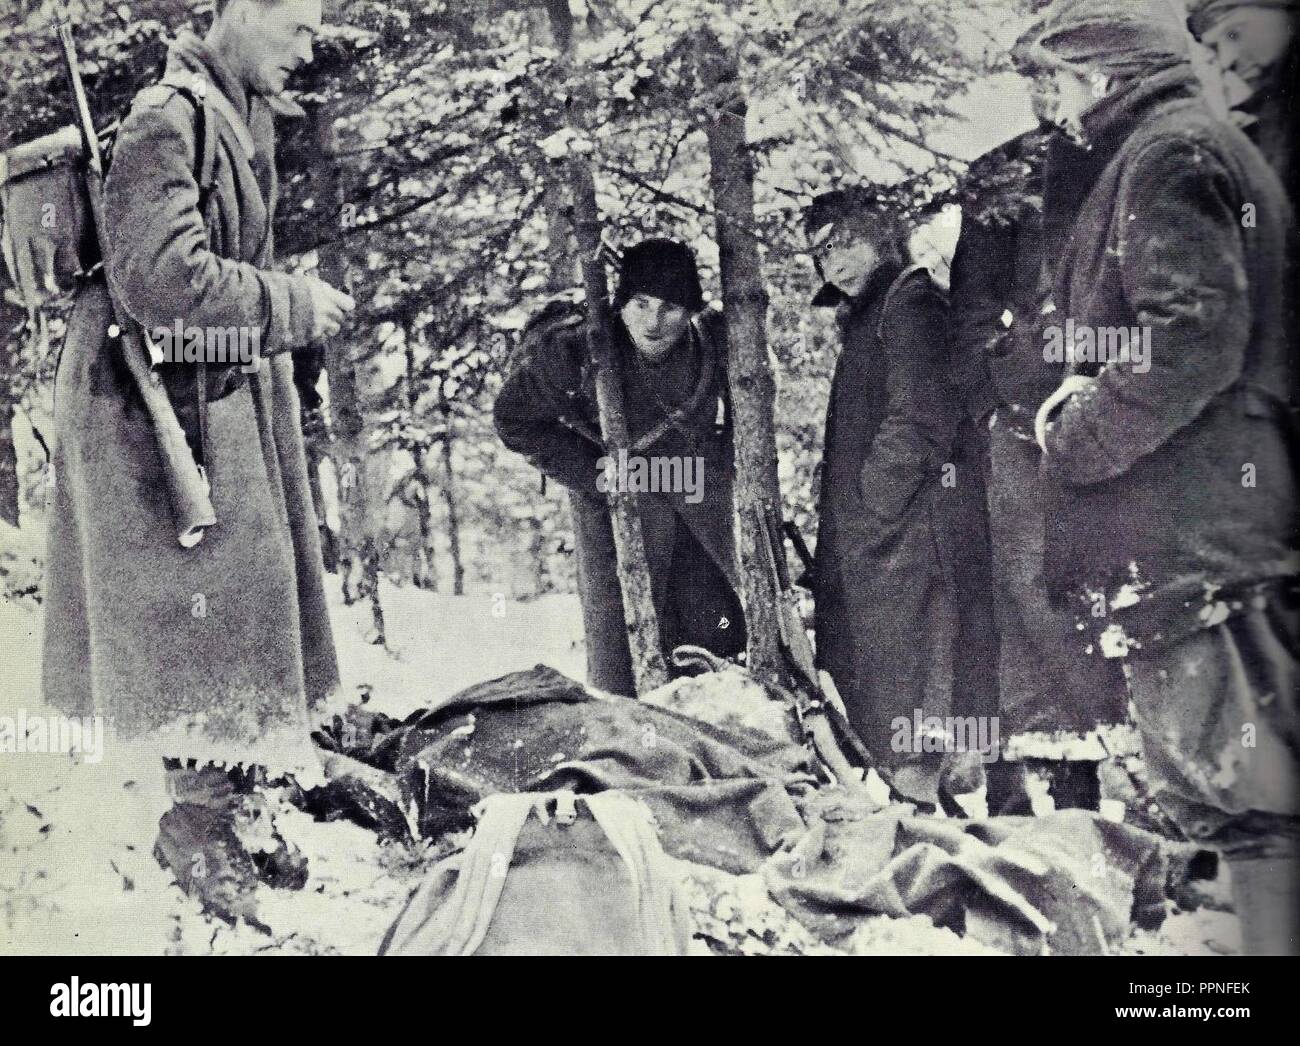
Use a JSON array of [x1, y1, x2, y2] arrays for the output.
[[41, 33, 338, 780]]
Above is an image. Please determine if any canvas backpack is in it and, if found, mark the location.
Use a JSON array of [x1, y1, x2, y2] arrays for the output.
[[0, 73, 219, 313], [379, 790, 691, 956]]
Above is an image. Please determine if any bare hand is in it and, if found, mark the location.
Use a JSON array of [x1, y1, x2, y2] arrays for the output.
[[305, 277, 356, 342]]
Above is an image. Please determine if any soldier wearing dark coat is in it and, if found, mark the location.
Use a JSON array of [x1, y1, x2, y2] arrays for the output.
[[1029, 0, 1298, 955], [494, 239, 745, 697], [948, 51, 1135, 813], [807, 192, 993, 806]]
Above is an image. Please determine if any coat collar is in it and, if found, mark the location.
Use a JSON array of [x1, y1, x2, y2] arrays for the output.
[[1078, 65, 1202, 163], [846, 259, 908, 319]]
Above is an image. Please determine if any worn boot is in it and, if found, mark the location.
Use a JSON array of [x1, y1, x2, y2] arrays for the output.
[[889, 753, 946, 813], [153, 763, 308, 928], [154, 796, 264, 928], [985, 758, 1034, 816], [1042, 758, 1102, 811]]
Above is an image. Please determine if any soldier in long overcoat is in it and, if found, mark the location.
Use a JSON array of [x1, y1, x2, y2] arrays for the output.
[[1030, 0, 1298, 954], [948, 60, 1135, 812], [807, 192, 992, 804], [42, 1, 354, 918]]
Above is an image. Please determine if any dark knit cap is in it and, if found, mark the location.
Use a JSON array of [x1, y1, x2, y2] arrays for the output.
[[612, 238, 705, 313]]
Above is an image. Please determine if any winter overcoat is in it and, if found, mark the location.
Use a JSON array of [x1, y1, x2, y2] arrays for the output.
[[1040, 67, 1297, 654], [949, 129, 1132, 756], [41, 33, 338, 779], [812, 263, 987, 762]]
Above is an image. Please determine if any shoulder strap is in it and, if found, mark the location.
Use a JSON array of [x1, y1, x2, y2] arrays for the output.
[[149, 75, 218, 474], [156, 75, 219, 214]]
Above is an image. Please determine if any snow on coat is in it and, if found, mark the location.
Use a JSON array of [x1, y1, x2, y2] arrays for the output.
[[1039, 67, 1297, 655], [949, 130, 1133, 757]]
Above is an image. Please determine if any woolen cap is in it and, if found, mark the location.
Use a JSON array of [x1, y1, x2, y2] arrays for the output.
[[612, 238, 705, 313], [1028, 0, 1192, 79]]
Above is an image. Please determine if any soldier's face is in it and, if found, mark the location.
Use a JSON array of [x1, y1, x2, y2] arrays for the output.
[[814, 223, 881, 298], [232, 0, 322, 96], [1028, 75, 1059, 126], [621, 294, 691, 363], [1202, 9, 1295, 89]]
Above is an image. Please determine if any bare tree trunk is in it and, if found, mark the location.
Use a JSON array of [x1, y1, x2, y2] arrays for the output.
[[700, 44, 786, 685], [0, 307, 24, 527], [409, 456, 438, 591], [0, 392, 19, 528], [526, 513, 551, 595], [546, 1, 669, 694], [438, 382, 465, 596], [400, 321, 437, 591], [313, 102, 385, 644], [302, 412, 339, 573]]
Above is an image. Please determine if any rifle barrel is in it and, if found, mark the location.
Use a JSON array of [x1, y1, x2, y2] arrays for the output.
[[55, 23, 102, 174], [53, 8, 216, 547]]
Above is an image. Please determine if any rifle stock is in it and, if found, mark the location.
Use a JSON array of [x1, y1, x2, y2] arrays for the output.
[[56, 12, 215, 548], [116, 326, 216, 548]]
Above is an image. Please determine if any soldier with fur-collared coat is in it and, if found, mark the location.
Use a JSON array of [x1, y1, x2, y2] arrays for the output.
[[1029, 0, 1298, 955]]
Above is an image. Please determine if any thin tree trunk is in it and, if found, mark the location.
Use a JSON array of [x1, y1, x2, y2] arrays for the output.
[[401, 321, 438, 591], [526, 513, 551, 595], [313, 102, 385, 644], [544, 191, 576, 292], [0, 306, 24, 527], [700, 44, 786, 685], [409, 454, 438, 591], [302, 412, 338, 573], [438, 382, 465, 596], [0, 397, 19, 528], [546, 0, 669, 694]]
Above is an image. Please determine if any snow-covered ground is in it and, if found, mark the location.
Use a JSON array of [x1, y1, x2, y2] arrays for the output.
[[0, 574, 588, 955], [0, 569, 1240, 956]]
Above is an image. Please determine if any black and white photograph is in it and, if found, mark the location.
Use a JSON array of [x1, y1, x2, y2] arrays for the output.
[[0, 0, 1295, 991]]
